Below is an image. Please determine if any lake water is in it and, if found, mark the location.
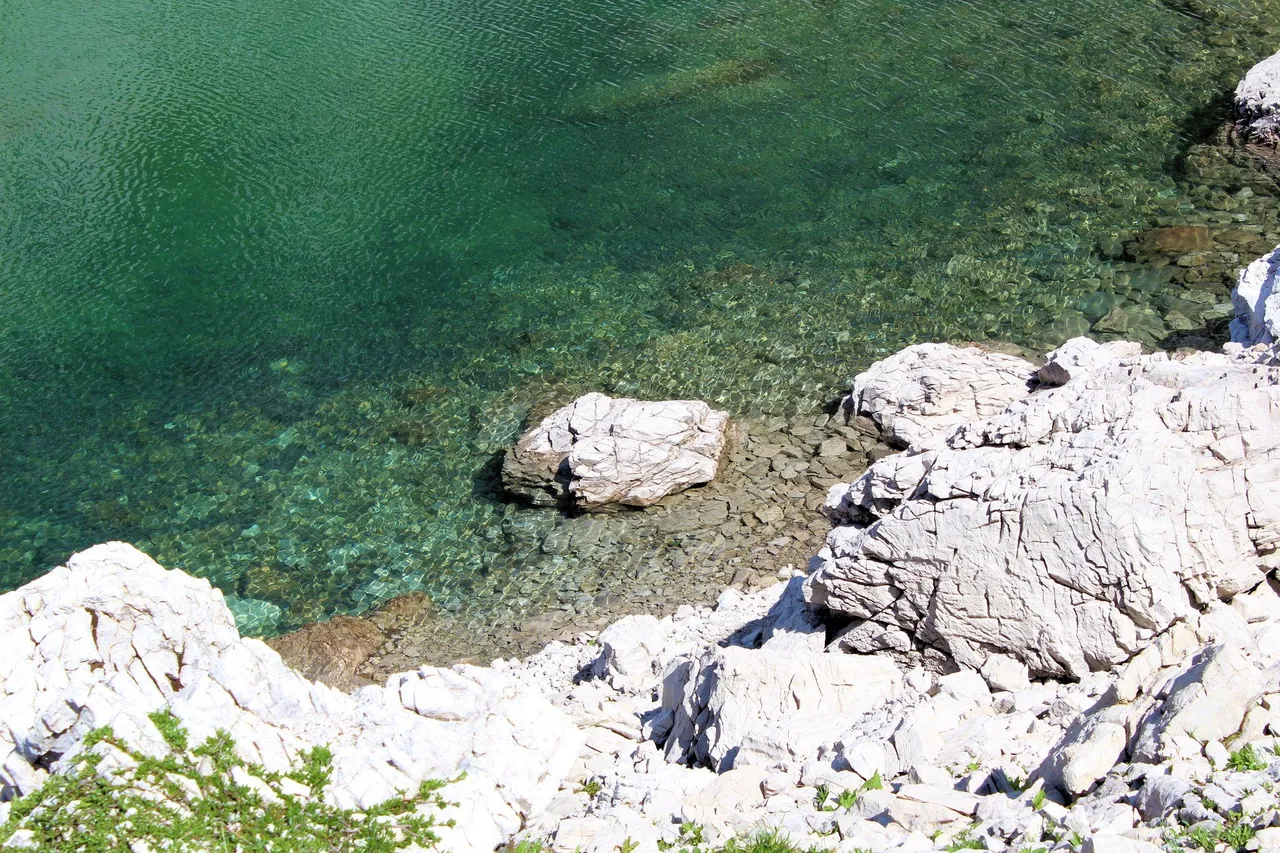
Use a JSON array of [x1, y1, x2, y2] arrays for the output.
[[2, 0, 1276, 637]]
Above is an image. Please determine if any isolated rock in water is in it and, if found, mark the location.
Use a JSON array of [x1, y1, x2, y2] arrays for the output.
[[808, 337, 1278, 679], [847, 343, 1037, 450], [0, 543, 583, 853], [1231, 246, 1280, 345], [503, 392, 729, 508], [1236, 51, 1280, 145]]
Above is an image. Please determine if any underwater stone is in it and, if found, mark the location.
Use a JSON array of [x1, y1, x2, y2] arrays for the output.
[[503, 393, 729, 510]]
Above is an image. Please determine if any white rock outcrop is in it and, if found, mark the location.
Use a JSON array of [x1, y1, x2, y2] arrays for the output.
[[807, 338, 1280, 679], [1231, 245, 1280, 346], [1236, 50, 1280, 146], [0, 542, 583, 853], [848, 343, 1036, 450], [503, 393, 730, 509]]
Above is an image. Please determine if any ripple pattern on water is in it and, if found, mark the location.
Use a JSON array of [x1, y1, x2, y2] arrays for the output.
[[2, 0, 1279, 639]]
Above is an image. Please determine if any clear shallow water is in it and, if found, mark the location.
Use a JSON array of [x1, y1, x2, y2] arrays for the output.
[[1, 0, 1276, 634]]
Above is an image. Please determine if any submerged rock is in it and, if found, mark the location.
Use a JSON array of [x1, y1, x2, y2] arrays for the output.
[[503, 392, 729, 509], [807, 337, 1278, 679]]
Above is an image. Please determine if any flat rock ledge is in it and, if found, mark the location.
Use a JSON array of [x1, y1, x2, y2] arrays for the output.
[[1237, 50, 1280, 147], [808, 336, 1280, 680], [502, 392, 730, 509]]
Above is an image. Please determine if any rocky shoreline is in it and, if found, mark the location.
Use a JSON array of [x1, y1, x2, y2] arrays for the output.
[[11, 41, 1280, 853], [11, 325, 1280, 852]]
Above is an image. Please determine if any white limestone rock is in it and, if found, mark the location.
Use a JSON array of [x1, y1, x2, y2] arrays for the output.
[[1237, 51, 1280, 146], [593, 615, 670, 693], [807, 338, 1280, 679], [846, 342, 1036, 450], [1231, 246, 1280, 346], [662, 646, 904, 771], [0, 543, 583, 853], [503, 392, 729, 509], [1129, 643, 1276, 764], [1038, 705, 1133, 798]]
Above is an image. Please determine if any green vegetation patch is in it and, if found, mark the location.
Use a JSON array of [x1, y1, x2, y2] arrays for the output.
[[0, 710, 452, 852]]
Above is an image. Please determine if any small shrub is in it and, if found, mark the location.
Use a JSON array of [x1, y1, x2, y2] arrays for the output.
[[1226, 744, 1268, 773], [578, 778, 603, 798], [508, 840, 546, 853], [721, 828, 830, 853], [833, 788, 858, 811], [1184, 824, 1219, 851], [813, 783, 831, 810], [1221, 815, 1257, 850], [944, 827, 985, 851]]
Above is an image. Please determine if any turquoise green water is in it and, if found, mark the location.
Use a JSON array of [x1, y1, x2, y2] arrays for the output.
[[1, 0, 1275, 633]]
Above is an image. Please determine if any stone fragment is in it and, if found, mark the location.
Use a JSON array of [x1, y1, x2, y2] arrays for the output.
[[1039, 705, 1131, 798], [845, 343, 1037, 450], [980, 654, 1031, 693], [266, 615, 385, 693], [1134, 226, 1214, 254], [1135, 774, 1193, 823], [663, 647, 903, 770], [593, 615, 669, 692]]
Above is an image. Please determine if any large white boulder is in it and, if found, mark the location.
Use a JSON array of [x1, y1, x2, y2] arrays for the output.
[[503, 392, 729, 508], [661, 645, 904, 770], [0, 543, 583, 853], [1231, 246, 1280, 346], [1236, 50, 1280, 145], [847, 343, 1037, 450], [807, 338, 1280, 679]]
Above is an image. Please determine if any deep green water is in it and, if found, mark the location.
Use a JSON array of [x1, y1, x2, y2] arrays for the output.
[[1, 0, 1275, 633]]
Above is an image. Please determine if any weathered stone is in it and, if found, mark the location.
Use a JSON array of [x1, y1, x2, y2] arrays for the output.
[[663, 646, 903, 770], [808, 338, 1273, 679], [1038, 705, 1131, 798], [0, 543, 583, 853], [503, 393, 729, 509], [845, 343, 1037, 450], [1135, 773, 1193, 823]]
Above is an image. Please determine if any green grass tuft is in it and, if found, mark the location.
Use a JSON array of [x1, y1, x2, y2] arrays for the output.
[[1226, 744, 1268, 773]]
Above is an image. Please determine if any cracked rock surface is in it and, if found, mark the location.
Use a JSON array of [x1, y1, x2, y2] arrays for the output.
[[806, 337, 1280, 679], [502, 392, 730, 509], [0, 542, 583, 853]]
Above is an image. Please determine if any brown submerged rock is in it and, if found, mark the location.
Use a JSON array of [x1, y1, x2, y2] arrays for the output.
[[1132, 226, 1214, 255], [266, 615, 386, 693]]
